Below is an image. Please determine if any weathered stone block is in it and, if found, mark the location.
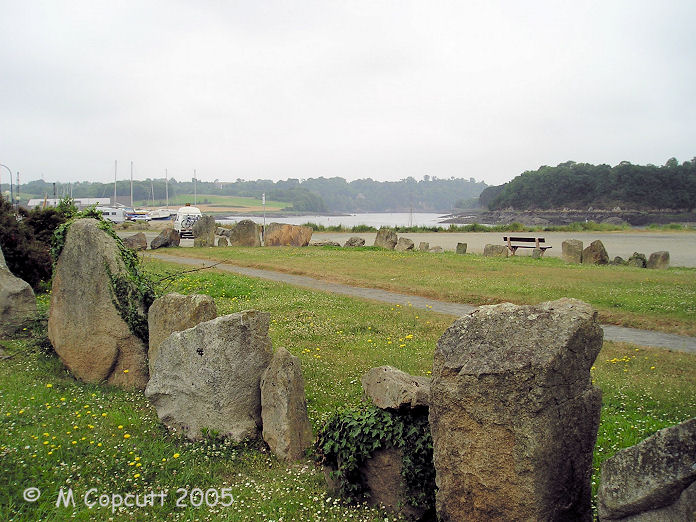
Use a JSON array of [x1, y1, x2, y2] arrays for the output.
[[647, 251, 669, 269], [374, 228, 398, 249], [145, 310, 273, 441], [418, 242, 429, 252], [150, 227, 180, 249], [264, 223, 312, 247], [344, 236, 365, 247], [147, 293, 217, 371], [627, 252, 647, 268], [395, 237, 414, 251], [562, 239, 583, 263], [192, 215, 216, 247], [430, 298, 603, 521], [483, 244, 508, 257], [261, 347, 313, 461], [455, 242, 467, 254], [582, 240, 609, 265], [123, 232, 147, 251], [0, 245, 36, 338], [597, 417, 696, 521], [361, 366, 430, 410], [229, 220, 262, 247]]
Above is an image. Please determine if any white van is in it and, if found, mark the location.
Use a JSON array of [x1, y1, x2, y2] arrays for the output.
[[96, 206, 128, 224], [173, 205, 202, 238]]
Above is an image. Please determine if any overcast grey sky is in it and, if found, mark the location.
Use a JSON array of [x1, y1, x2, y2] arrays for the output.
[[1, 1, 694, 186]]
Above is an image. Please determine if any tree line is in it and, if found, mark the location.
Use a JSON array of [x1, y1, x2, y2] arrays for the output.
[[12, 175, 487, 213], [479, 158, 696, 211]]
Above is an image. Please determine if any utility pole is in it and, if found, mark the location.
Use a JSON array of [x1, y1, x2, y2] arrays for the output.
[[130, 161, 134, 208], [114, 160, 117, 205], [165, 168, 169, 208], [262, 193, 266, 246], [193, 169, 197, 205], [17, 171, 20, 209]]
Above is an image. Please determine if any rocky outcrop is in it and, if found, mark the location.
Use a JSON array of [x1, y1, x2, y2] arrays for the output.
[[374, 228, 398, 249], [260, 347, 313, 461], [344, 237, 365, 248], [647, 251, 669, 269], [48, 219, 149, 389], [582, 240, 609, 265], [483, 244, 508, 257], [150, 227, 180, 249], [123, 232, 147, 251], [193, 215, 216, 247], [597, 417, 695, 521], [395, 237, 414, 252], [562, 239, 583, 263], [145, 310, 273, 441], [229, 220, 262, 247], [147, 293, 217, 371], [264, 223, 312, 247], [456, 242, 467, 254], [361, 366, 430, 410], [430, 298, 603, 521], [627, 252, 647, 268], [0, 245, 36, 337]]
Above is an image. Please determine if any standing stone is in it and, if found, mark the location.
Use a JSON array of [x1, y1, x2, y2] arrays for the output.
[[145, 310, 273, 441], [582, 240, 609, 265], [374, 228, 398, 249], [217, 237, 228, 247], [395, 237, 415, 252], [456, 242, 467, 255], [430, 298, 603, 521], [361, 366, 430, 410], [344, 236, 365, 248], [647, 251, 670, 269], [611, 256, 627, 266], [483, 244, 508, 257], [429, 246, 443, 253], [260, 347, 313, 461], [123, 232, 147, 251], [193, 215, 216, 247], [418, 242, 429, 252], [264, 223, 313, 247], [562, 239, 583, 263], [150, 227, 180, 249], [0, 245, 37, 337], [48, 219, 149, 389], [229, 220, 262, 247], [627, 252, 647, 268], [147, 293, 217, 371], [531, 247, 544, 259], [597, 417, 696, 521]]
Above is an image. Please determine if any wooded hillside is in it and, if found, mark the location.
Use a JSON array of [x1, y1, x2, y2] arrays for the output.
[[480, 158, 696, 211]]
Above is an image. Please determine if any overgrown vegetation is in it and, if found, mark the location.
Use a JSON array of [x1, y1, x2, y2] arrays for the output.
[[481, 158, 696, 211], [316, 406, 435, 511], [0, 196, 77, 290]]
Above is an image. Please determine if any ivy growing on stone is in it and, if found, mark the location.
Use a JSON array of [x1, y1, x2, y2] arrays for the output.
[[315, 404, 435, 511], [50, 208, 155, 344]]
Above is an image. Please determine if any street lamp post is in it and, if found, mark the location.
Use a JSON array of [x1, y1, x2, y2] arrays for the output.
[[0, 164, 12, 205]]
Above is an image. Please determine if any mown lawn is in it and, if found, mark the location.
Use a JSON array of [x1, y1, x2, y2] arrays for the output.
[[1, 261, 694, 520], [156, 246, 696, 336]]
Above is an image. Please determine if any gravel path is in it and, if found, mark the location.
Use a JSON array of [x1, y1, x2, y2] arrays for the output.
[[148, 252, 696, 354]]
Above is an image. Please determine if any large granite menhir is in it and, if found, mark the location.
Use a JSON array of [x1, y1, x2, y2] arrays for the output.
[[264, 223, 312, 247], [145, 310, 273, 441], [48, 219, 149, 389], [429, 298, 603, 521]]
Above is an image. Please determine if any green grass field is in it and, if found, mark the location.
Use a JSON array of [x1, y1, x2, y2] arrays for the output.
[[1, 257, 694, 520], [158, 246, 696, 336]]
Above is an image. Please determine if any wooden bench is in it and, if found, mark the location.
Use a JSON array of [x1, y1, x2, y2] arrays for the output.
[[503, 236, 552, 256]]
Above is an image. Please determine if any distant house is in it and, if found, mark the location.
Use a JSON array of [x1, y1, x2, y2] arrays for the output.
[[26, 197, 111, 209]]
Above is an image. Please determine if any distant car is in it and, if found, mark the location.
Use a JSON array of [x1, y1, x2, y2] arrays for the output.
[[173, 206, 202, 238]]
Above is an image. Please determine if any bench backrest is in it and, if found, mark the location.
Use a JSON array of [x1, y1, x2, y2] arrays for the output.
[[503, 236, 545, 243]]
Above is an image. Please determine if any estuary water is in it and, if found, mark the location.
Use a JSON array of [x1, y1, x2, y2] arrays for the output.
[[218, 212, 458, 228]]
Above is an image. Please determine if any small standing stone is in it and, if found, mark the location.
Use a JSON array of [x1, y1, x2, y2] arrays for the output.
[[429, 246, 443, 253], [361, 366, 430, 410], [483, 244, 508, 257], [395, 237, 414, 251], [455, 243, 467, 254], [374, 228, 398, 249], [647, 251, 670, 269], [344, 237, 365, 248], [627, 252, 647, 268], [193, 216, 216, 247], [260, 347, 313, 461], [582, 240, 609, 265], [123, 232, 147, 251], [562, 239, 583, 263], [0, 245, 37, 338], [150, 227, 180, 249], [418, 242, 429, 252]]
